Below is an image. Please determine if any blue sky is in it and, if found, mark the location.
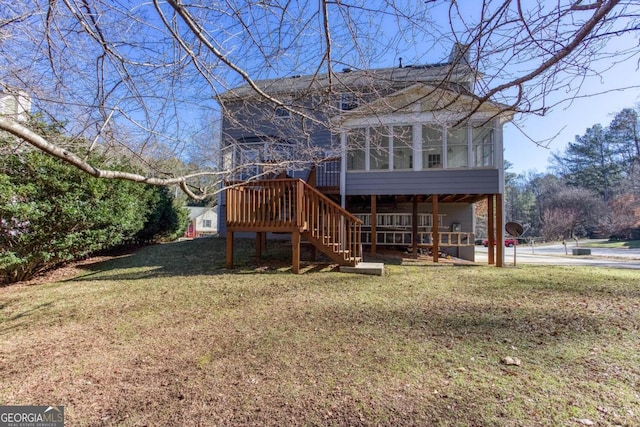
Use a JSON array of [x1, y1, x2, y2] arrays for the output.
[[411, 0, 640, 175], [501, 19, 640, 175], [503, 49, 640, 174]]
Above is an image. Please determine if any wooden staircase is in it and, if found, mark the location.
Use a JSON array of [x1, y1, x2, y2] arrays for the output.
[[225, 179, 362, 272]]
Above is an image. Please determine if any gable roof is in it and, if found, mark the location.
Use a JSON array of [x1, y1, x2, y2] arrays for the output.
[[335, 82, 514, 122], [185, 206, 217, 221], [217, 62, 479, 101]]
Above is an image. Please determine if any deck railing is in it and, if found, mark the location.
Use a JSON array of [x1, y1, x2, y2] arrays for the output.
[[226, 179, 301, 231], [306, 157, 340, 193]]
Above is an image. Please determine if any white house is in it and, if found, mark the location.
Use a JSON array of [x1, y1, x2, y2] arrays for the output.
[[184, 207, 218, 238], [0, 85, 31, 122]]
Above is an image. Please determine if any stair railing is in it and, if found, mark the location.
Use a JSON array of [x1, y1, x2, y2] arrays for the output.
[[300, 181, 362, 263]]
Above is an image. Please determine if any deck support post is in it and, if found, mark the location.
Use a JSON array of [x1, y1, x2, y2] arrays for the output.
[[412, 196, 418, 259], [371, 195, 377, 255], [256, 232, 265, 259], [226, 231, 234, 269], [432, 195, 439, 263], [496, 193, 504, 267], [488, 194, 495, 265], [292, 230, 301, 274]]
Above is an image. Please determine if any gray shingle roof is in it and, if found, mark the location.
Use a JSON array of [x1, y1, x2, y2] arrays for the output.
[[218, 62, 479, 100]]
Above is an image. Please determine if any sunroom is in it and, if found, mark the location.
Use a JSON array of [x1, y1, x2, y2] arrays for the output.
[[333, 83, 511, 263]]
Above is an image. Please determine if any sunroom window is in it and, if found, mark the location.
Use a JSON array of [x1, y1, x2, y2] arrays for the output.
[[370, 127, 390, 170], [446, 125, 468, 168], [393, 125, 413, 170], [472, 122, 494, 167], [345, 120, 496, 172], [422, 125, 442, 169], [347, 128, 366, 170]]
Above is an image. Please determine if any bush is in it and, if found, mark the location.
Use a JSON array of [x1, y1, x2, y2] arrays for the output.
[[0, 150, 186, 284], [134, 186, 188, 244]]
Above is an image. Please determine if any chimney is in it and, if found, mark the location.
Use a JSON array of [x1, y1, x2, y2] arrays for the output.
[[448, 43, 471, 66]]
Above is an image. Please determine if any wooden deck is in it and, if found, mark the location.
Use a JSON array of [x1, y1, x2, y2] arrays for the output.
[[306, 157, 340, 195], [225, 179, 362, 273]]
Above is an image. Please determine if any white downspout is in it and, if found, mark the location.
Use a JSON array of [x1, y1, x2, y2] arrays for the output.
[[340, 131, 347, 208]]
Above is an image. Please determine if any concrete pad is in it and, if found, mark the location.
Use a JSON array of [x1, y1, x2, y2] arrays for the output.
[[572, 248, 591, 255], [340, 262, 384, 276]]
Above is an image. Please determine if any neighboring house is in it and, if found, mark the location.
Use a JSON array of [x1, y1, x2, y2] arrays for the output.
[[218, 45, 513, 272], [0, 85, 31, 122], [184, 207, 218, 238]]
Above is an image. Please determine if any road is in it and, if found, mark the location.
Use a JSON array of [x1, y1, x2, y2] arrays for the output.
[[474, 240, 640, 269]]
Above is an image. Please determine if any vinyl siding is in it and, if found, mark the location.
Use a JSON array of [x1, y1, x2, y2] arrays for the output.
[[221, 99, 333, 150], [346, 169, 499, 195]]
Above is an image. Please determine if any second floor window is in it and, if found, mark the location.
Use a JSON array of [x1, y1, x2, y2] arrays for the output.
[[275, 106, 290, 118], [340, 93, 359, 111], [426, 153, 442, 169], [274, 97, 292, 118]]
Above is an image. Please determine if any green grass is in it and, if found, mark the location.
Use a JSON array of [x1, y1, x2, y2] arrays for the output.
[[582, 240, 640, 249], [1, 237, 639, 426]]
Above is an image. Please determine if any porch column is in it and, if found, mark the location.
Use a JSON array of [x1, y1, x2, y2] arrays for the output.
[[412, 196, 418, 259], [371, 195, 377, 255], [226, 231, 234, 269], [488, 194, 495, 265], [432, 195, 439, 263], [496, 193, 504, 267]]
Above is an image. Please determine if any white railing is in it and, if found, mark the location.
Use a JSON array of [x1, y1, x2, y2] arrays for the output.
[[354, 213, 446, 227], [360, 230, 474, 247]]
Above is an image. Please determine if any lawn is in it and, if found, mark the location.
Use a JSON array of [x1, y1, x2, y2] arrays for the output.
[[1, 237, 639, 426], [582, 240, 640, 249]]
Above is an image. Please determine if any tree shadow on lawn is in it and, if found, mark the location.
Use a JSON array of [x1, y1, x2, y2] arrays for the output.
[[68, 237, 348, 282], [69, 237, 473, 283], [0, 301, 56, 335]]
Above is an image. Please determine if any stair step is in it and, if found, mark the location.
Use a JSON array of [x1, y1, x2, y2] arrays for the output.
[[340, 262, 384, 276]]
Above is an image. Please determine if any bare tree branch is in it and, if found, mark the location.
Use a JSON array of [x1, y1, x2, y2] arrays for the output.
[[0, 0, 637, 199]]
